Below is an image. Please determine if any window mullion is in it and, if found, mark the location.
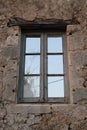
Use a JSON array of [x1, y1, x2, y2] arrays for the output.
[[40, 33, 48, 102], [44, 33, 48, 101]]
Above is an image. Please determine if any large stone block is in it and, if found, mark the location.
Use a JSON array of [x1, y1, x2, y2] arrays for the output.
[[6, 27, 20, 46], [67, 25, 86, 51], [7, 104, 51, 114], [3, 77, 17, 102], [69, 50, 87, 66], [0, 57, 8, 68], [0, 107, 7, 118], [73, 88, 87, 104], [1, 46, 19, 60]]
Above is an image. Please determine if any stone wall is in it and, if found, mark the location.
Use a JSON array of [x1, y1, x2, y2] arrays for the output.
[[0, 0, 87, 129]]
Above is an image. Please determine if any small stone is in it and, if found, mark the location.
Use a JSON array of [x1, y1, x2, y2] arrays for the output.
[[83, 80, 87, 88], [0, 108, 7, 118]]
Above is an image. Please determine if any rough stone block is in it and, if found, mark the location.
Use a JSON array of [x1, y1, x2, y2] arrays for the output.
[[73, 88, 87, 104], [7, 104, 51, 114], [0, 108, 7, 118], [2, 46, 19, 60], [0, 82, 3, 100], [3, 78, 17, 102], [67, 25, 86, 51], [0, 57, 7, 68], [68, 50, 87, 69]]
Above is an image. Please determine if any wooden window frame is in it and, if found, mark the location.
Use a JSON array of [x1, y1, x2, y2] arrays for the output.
[[17, 29, 70, 103]]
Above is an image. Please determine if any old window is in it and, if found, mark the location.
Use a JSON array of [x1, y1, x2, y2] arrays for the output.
[[17, 29, 69, 103]]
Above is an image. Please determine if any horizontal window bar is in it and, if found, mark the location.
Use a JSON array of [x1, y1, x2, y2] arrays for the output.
[[24, 53, 41, 55], [47, 74, 64, 76], [47, 53, 63, 55], [24, 74, 40, 76]]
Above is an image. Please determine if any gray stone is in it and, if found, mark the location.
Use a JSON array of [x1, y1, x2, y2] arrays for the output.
[[2, 46, 19, 60], [73, 88, 87, 104], [0, 108, 7, 118], [7, 104, 51, 114]]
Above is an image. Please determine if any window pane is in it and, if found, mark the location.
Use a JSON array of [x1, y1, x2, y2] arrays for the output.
[[23, 76, 40, 97], [48, 37, 62, 52], [25, 55, 40, 74], [48, 55, 63, 74], [48, 76, 64, 97], [26, 37, 40, 53]]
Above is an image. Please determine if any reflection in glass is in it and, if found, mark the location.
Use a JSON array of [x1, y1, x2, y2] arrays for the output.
[[26, 37, 40, 53], [25, 56, 40, 74], [48, 55, 63, 74], [48, 37, 62, 52], [24, 76, 40, 97], [48, 76, 64, 97]]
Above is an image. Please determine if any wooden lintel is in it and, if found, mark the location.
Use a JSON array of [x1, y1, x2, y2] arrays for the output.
[[7, 17, 80, 28]]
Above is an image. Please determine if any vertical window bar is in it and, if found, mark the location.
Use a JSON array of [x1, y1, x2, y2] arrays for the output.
[[40, 33, 48, 102], [40, 34, 44, 101], [44, 33, 48, 101]]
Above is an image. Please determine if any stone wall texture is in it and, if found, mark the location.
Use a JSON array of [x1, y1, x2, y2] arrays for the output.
[[0, 0, 87, 129]]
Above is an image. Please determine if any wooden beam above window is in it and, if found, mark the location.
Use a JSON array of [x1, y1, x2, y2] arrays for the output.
[[7, 17, 80, 31]]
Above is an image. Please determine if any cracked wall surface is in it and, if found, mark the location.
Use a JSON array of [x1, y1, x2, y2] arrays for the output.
[[0, 0, 87, 130]]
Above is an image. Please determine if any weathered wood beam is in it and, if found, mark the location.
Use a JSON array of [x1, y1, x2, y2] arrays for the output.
[[7, 17, 80, 28]]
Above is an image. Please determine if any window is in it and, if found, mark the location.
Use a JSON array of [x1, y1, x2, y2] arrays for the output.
[[17, 30, 69, 103]]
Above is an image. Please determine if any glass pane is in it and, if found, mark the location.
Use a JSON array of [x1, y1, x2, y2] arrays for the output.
[[26, 37, 40, 53], [24, 76, 40, 97], [48, 37, 62, 52], [25, 55, 40, 74], [48, 76, 64, 97], [48, 55, 63, 74]]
